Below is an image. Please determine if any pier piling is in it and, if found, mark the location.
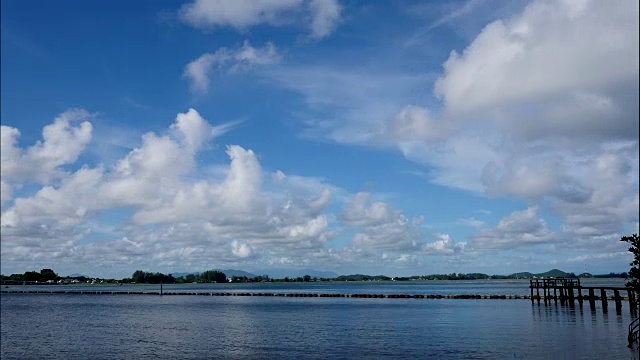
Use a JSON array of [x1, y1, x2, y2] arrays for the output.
[[530, 280, 534, 304], [588, 288, 595, 310], [577, 282, 583, 305], [568, 282, 575, 304], [627, 290, 637, 315], [601, 288, 608, 311], [614, 290, 622, 313], [528, 278, 633, 314]]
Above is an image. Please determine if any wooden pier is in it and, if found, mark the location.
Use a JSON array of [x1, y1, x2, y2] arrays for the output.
[[531, 277, 640, 349], [529, 277, 637, 314]]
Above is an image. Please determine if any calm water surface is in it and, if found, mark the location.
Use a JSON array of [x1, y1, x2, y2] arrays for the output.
[[2, 280, 638, 359], [3, 278, 629, 295]]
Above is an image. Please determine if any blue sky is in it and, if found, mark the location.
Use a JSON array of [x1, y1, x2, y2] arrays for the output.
[[1, 0, 638, 279]]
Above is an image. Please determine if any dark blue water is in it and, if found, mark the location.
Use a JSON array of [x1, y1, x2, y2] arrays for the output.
[[2, 281, 638, 359]]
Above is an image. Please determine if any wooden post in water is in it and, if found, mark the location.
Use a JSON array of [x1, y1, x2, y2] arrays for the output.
[[614, 290, 622, 313], [588, 288, 595, 310], [600, 289, 608, 311], [568, 281, 575, 305], [530, 280, 534, 305], [627, 289, 636, 315], [578, 290, 583, 309], [577, 279, 583, 306], [536, 282, 541, 305]]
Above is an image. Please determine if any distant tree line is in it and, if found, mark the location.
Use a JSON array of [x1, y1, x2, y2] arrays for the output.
[[176, 270, 227, 283], [272, 275, 314, 282], [406, 273, 492, 281], [0, 269, 119, 284], [1, 269, 59, 283], [334, 274, 391, 281], [124, 270, 176, 284], [2, 268, 629, 285], [582, 272, 626, 278]]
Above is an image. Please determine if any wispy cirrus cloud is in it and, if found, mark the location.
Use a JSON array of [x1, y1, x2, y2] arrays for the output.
[[179, 0, 342, 40], [184, 41, 281, 94]]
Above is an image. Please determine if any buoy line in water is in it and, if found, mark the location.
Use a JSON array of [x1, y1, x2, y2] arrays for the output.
[[3, 289, 631, 300], [0, 290, 542, 299]]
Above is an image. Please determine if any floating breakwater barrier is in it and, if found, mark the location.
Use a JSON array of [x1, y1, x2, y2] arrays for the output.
[[5, 289, 635, 304], [2, 289, 630, 301]]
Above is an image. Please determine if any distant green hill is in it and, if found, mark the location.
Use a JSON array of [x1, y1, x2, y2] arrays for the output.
[[536, 269, 577, 278], [172, 269, 258, 278], [509, 269, 577, 278], [336, 274, 391, 281]]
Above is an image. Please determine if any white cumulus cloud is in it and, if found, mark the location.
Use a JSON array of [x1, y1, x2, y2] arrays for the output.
[[1, 108, 93, 184], [470, 206, 555, 250]]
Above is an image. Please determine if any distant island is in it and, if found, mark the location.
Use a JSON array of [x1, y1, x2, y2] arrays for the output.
[[0, 268, 627, 285]]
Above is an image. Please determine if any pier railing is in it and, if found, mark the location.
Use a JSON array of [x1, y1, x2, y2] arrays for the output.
[[629, 317, 640, 348]]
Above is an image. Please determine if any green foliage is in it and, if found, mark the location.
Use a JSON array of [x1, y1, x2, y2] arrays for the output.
[[621, 233, 640, 299], [23, 271, 43, 282], [0, 269, 60, 283], [230, 275, 248, 283], [592, 272, 626, 278], [200, 270, 226, 283], [131, 270, 175, 284], [40, 269, 57, 281], [335, 274, 392, 281], [175, 270, 228, 283], [249, 275, 269, 282]]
